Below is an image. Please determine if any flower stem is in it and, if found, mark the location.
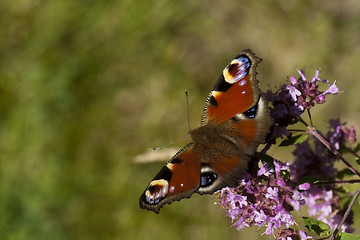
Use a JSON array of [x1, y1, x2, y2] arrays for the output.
[[307, 109, 314, 127], [298, 116, 360, 177], [308, 126, 360, 177], [314, 179, 360, 186], [331, 190, 360, 240]]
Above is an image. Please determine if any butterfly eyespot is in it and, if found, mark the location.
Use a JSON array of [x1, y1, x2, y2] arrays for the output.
[[145, 180, 169, 204], [148, 184, 163, 195], [228, 63, 238, 75], [200, 172, 217, 187], [234, 55, 251, 65], [243, 103, 258, 118], [224, 56, 252, 84]]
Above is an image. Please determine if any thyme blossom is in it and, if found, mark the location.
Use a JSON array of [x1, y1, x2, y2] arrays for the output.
[[218, 161, 308, 236]]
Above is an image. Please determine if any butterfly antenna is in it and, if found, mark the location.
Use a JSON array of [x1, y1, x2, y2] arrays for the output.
[[185, 90, 192, 132], [152, 90, 192, 151], [152, 135, 188, 151]]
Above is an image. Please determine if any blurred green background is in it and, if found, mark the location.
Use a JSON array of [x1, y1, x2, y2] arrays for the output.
[[1, 0, 360, 239]]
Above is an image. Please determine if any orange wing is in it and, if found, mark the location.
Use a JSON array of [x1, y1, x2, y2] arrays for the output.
[[202, 49, 262, 125], [139, 145, 202, 213]]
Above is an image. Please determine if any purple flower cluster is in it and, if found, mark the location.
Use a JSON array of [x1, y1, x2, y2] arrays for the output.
[[291, 138, 337, 181], [300, 186, 353, 233], [218, 161, 309, 237], [301, 187, 336, 222], [290, 120, 356, 233], [290, 129, 338, 228], [264, 69, 341, 139], [264, 88, 303, 138], [286, 69, 340, 111], [344, 126, 357, 144], [290, 119, 357, 181]]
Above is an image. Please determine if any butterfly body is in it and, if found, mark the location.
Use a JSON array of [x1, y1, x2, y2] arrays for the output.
[[140, 49, 273, 213]]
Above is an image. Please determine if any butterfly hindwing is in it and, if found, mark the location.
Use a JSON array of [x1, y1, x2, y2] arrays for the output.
[[139, 144, 202, 213], [197, 152, 250, 194], [230, 96, 273, 153]]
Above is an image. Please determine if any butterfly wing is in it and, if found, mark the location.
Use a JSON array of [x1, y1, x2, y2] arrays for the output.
[[203, 50, 261, 124], [139, 144, 202, 213], [195, 49, 273, 194], [202, 49, 272, 152]]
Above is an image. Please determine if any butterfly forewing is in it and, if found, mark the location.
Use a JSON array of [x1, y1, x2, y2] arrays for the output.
[[202, 49, 262, 125]]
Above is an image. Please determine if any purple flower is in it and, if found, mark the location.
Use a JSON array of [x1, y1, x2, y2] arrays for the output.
[[275, 228, 311, 240], [218, 160, 306, 236], [287, 82, 302, 103], [264, 69, 342, 141], [266, 187, 279, 200], [286, 69, 340, 110], [298, 183, 310, 191], [304, 187, 333, 219], [327, 118, 357, 150], [327, 119, 346, 150], [264, 89, 302, 139], [300, 230, 312, 240], [324, 80, 340, 95], [343, 126, 356, 144]]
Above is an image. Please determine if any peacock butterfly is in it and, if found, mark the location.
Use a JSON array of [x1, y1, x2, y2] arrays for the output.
[[139, 49, 273, 213]]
